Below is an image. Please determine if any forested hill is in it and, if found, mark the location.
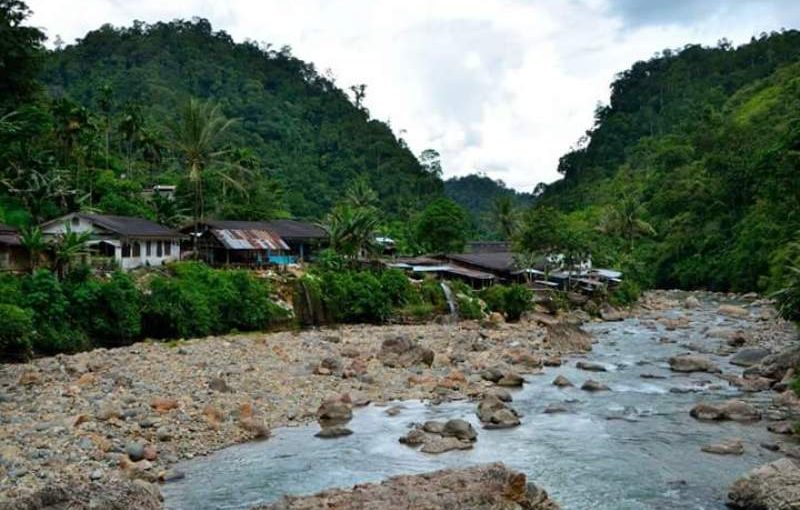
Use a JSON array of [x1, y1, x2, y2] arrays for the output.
[[535, 31, 800, 292], [41, 19, 442, 219], [444, 174, 535, 238]]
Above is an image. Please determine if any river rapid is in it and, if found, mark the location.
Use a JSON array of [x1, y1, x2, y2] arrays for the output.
[[162, 297, 784, 509]]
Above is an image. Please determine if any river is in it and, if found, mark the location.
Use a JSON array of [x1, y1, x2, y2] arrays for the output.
[[162, 299, 782, 509]]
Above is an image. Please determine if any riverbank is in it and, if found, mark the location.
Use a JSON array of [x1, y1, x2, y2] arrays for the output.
[[0, 311, 591, 501], [1, 290, 797, 508]]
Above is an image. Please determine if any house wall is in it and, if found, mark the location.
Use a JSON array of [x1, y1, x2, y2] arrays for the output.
[[0, 246, 29, 272], [42, 215, 180, 271]]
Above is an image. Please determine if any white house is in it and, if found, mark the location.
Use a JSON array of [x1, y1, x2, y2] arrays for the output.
[[40, 213, 183, 271]]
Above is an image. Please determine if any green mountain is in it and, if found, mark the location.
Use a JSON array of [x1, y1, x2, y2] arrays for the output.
[[444, 174, 535, 239], [39, 19, 442, 220], [536, 31, 800, 292]]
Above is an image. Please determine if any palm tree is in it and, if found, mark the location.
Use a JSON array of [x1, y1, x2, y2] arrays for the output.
[[491, 196, 518, 240], [51, 226, 91, 279], [598, 193, 656, 252], [169, 98, 238, 250], [326, 205, 380, 260], [20, 226, 46, 271]]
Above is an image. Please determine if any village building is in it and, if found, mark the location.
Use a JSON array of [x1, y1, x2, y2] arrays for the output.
[[261, 219, 329, 261], [184, 220, 291, 267], [0, 223, 27, 272], [40, 213, 183, 271]]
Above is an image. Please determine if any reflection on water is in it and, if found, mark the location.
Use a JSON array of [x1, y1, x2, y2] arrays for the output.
[[163, 304, 781, 510]]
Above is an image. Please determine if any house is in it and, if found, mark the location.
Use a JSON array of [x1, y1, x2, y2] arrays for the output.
[[184, 220, 291, 267], [40, 213, 183, 270], [387, 256, 496, 289], [262, 219, 328, 261], [0, 223, 27, 272]]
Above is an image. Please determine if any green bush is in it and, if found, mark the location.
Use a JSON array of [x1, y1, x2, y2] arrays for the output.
[[379, 269, 415, 306], [21, 270, 87, 354], [420, 277, 447, 312], [482, 284, 533, 322], [142, 262, 282, 338], [398, 302, 435, 321], [610, 279, 642, 307], [318, 270, 391, 323], [66, 270, 142, 347], [0, 304, 33, 361], [448, 280, 485, 320]]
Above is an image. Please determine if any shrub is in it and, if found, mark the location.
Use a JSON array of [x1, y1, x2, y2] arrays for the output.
[[610, 279, 641, 307], [379, 269, 415, 306], [142, 262, 283, 338], [501, 284, 533, 321], [420, 277, 447, 312], [399, 302, 435, 321], [66, 270, 142, 347], [0, 304, 33, 361], [448, 280, 485, 320], [21, 270, 87, 354], [317, 270, 392, 323]]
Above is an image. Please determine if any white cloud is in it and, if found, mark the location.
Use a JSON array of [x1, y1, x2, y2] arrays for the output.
[[26, 0, 800, 191]]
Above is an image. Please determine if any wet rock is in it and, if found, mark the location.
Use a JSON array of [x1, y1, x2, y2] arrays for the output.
[[544, 324, 593, 352], [668, 354, 721, 373], [761, 442, 781, 452], [543, 404, 569, 414], [420, 436, 473, 454], [552, 375, 573, 387], [378, 335, 434, 368], [576, 360, 607, 372], [728, 458, 800, 509], [442, 419, 478, 441], [496, 372, 524, 387], [730, 348, 771, 368], [238, 417, 270, 438], [253, 463, 559, 509], [684, 295, 701, 309], [422, 420, 446, 434], [581, 379, 610, 392], [701, 439, 744, 455], [0, 480, 163, 510], [160, 469, 186, 482], [476, 395, 521, 429], [719, 374, 773, 393], [316, 395, 353, 424], [385, 405, 404, 416], [480, 367, 504, 383], [744, 345, 800, 381], [640, 373, 666, 379], [718, 304, 750, 319], [484, 387, 513, 402], [690, 400, 761, 422], [399, 429, 429, 446], [315, 426, 353, 439], [767, 421, 794, 435]]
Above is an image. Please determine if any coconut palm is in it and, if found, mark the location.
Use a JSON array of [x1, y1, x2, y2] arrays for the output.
[[598, 193, 656, 252], [169, 98, 239, 249], [326, 204, 380, 260]]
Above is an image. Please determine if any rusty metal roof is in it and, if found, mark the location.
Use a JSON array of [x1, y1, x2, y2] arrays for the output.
[[209, 227, 289, 251]]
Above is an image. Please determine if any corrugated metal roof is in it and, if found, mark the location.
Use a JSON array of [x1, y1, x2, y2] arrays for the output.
[[210, 228, 289, 251]]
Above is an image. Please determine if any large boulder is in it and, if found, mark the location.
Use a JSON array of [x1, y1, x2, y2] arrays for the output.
[[378, 335, 434, 368], [600, 304, 626, 321], [718, 304, 750, 319], [0, 480, 162, 510], [476, 395, 521, 429], [544, 324, 593, 352], [684, 295, 701, 309], [730, 348, 771, 368], [576, 360, 607, 372], [690, 400, 761, 422], [316, 395, 353, 424], [744, 345, 800, 381], [399, 418, 477, 454], [668, 354, 721, 373], [255, 463, 559, 509], [728, 458, 800, 509]]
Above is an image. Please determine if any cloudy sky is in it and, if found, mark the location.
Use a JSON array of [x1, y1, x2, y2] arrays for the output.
[[26, 0, 800, 191]]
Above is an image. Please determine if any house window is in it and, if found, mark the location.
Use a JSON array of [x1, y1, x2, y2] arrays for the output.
[[122, 243, 131, 258], [146, 241, 151, 257], [165, 241, 172, 256], [133, 242, 141, 257], [156, 241, 163, 257]]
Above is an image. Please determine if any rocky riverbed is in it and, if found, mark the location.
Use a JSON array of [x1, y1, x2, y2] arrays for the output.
[[2, 290, 799, 509], [0, 312, 590, 502]]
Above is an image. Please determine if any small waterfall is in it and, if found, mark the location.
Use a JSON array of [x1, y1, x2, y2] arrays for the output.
[[440, 281, 459, 320]]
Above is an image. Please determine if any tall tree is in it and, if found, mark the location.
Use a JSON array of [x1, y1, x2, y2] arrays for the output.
[[490, 195, 518, 240], [0, 0, 45, 109], [169, 98, 236, 248], [414, 198, 469, 254]]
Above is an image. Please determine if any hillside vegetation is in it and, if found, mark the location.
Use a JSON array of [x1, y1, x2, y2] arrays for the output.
[[534, 32, 800, 293]]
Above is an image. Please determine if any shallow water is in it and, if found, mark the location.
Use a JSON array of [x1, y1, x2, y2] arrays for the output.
[[162, 302, 782, 509]]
